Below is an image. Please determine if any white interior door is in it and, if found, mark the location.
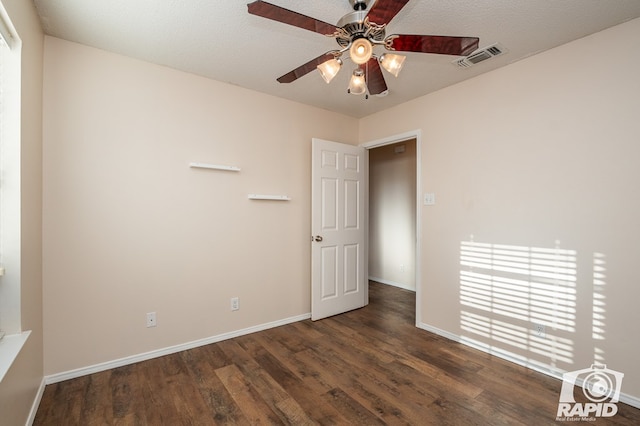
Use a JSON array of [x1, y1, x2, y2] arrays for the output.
[[311, 138, 368, 321]]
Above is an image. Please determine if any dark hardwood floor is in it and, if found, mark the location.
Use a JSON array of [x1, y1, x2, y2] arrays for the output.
[[34, 281, 640, 425]]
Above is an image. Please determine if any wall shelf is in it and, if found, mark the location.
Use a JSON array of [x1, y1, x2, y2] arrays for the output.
[[248, 194, 291, 201], [189, 162, 240, 172]]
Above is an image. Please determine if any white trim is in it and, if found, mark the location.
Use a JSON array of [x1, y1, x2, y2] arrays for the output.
[[0, 2, 18, 49], [369, 276, 415, 292], [417, 321, 461, 343], [361, 129, 422, 326], [27, 378, 46, 426], [0, 331, 30, 382], [417, 321, 640, 410], [363, 148, 370, 305], [619, 392, 640, 411], [44, 313, 310, 385], [0, 0, 23, 337], [360, 130, 422, 150]]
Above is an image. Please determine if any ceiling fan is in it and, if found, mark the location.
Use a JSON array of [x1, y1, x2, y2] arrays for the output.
[[247, 0, 479, 97]]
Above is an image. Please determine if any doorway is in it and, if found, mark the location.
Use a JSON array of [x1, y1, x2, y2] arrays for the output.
[[362, 130, 422, 326], [368, 139, 417, 291]]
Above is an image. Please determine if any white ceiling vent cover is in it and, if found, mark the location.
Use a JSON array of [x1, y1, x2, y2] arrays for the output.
[[454, 43, 507, 68]]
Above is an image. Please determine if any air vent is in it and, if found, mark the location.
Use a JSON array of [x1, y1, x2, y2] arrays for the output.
[[454, 43, 506, 68]]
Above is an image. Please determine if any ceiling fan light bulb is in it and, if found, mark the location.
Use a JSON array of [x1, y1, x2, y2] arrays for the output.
[[348, 69, 367, 95], [380, 53, 406, 77], [317, 58, 342, 83], [350, 38, 373, 65]]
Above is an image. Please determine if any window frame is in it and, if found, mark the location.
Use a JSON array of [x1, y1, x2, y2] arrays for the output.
[[0, 0, 30, 383]]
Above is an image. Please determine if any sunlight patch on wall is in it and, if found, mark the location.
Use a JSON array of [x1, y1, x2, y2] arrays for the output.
[[592, 253, 606, 340], [593, 252, 607, 364], [459, 239, 578, 366]]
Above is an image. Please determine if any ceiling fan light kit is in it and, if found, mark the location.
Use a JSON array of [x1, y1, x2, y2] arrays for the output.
[[349, 37, 374, 64], [247, 0, 480, 98], [348, 69, 367, 95], [379, 53, 406, 77], [318, 57, 343, 83]]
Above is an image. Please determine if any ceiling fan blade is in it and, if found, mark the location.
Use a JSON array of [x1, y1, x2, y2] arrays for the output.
[[360, 58, 387, 95], [366, 0, 411, 25], [277, 52, 337, 83], [388, 34, 480, 56], [247, 1, 337, 36]]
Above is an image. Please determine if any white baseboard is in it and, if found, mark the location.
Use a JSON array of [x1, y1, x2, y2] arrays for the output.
[[619, 392, 640, 410], [417, 322, 461, 343], [369, 276, 415, 292], [26, 377, 46, 426], [44, 313, 311, 385], [417, 321, 640, 410]]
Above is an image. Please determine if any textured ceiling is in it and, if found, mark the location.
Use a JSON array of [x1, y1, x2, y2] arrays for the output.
[[33, 0, 640, 118]]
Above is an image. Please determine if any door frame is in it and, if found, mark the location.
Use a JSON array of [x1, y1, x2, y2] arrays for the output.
[[361, 129, 422, 327]]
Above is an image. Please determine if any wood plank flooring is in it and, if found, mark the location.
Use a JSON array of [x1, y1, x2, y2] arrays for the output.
[[34, 282, 640, 425]]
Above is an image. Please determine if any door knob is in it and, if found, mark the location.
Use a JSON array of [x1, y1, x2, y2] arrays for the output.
[[313, 235, 323, 242]]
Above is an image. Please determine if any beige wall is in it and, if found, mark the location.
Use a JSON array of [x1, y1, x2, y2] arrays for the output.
[[37, 12, 640, 409], [369, 140, 416, 290], [0, 0, 43, 425], [42, 37, 359, 375], [360, 18, 640, 400]]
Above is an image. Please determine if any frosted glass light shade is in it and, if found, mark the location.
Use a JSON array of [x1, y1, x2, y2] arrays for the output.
[[348, 69, 367, 95], [379, 53, 406, 77], [350, 38, 373, 65], [317, 58, 342, 83]]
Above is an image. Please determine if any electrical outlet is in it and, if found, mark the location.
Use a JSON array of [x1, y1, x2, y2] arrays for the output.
[[146, 312, 157, 328], [423, 193, 436, 205], [231, 297, 239, 311], [533, 323, 546, 338]]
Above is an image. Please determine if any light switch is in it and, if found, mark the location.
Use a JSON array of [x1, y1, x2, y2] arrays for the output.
[[423, 193, 436, 205]]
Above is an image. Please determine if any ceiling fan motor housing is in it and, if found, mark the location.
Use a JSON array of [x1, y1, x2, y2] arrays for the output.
[[335, 10, 386, 48], [349, 0, 368, 11]]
